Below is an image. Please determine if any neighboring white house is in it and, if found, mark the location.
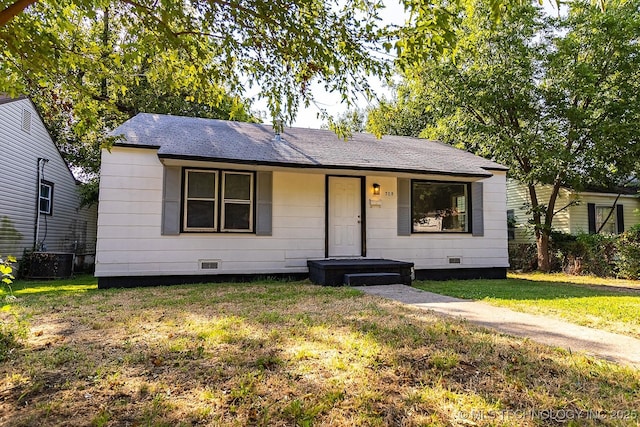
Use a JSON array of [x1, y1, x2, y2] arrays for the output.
[[507, 179, 640, 243], [0, 96, 97, 269], [96, 113, 509, 287]]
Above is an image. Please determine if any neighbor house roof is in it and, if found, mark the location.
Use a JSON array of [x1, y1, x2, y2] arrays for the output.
[[0, 94, 28, 105], [111, 113, 508, 177]]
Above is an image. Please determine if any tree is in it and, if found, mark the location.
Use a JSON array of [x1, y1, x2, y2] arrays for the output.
[[0, 0, 399, 201], [324, 108, 367, 137], [0, 0, 392, 126], [5, 3, 261, 204], [368, 0, 640, 271]]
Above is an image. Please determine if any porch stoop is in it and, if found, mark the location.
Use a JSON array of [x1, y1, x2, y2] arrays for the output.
[[307, 259, 414, 287], [343, 272, 402, 286]]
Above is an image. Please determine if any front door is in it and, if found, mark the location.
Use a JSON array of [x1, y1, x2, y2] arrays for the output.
[[328, 176, 362, 257]]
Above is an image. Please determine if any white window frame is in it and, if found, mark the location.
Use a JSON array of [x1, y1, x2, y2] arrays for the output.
[[221, 171, 254, 232], [595, 205, 616, 234], [183, 169, 218, 232], [39, 180, 53, 215]]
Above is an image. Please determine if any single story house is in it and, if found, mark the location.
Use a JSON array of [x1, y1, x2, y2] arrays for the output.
[[96, 113, 509, 288], [0, 96, 97, 271], [507, 179, 640, 243]]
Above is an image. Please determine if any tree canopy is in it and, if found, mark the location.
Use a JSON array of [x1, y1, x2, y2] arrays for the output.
[[0, 0, 400, 201], [1, 0, 392, 125], [368, 0, 640, 270]]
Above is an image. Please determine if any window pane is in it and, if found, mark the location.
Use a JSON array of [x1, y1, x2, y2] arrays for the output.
[[596, 206, 616, 234], [224, 173, 251, 200], [186, 200, 215, 228], [224, 203, 250, 230], [39, 199, 50, 214], [412, 182, 468, 232], [40, 184, 50, 198], [188, 172, 216, 198]]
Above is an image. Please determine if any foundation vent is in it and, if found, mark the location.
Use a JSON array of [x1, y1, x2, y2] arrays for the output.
[[199, 260, 220, 270], [448, 257, 462, 265]]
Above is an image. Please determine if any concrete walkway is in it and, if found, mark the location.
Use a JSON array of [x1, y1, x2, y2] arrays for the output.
[[356, 284, 640, 368]]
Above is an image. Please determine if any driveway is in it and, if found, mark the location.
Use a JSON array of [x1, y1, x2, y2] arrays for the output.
[[357, 284, 640, 368]]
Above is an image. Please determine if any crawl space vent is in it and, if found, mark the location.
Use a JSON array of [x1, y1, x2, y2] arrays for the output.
[[448, 257, 462, 264], [200, 260, 220, 270]]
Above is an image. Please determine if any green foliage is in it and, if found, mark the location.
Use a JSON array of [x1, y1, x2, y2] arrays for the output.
[[0, 311, 28, 362], [324, 108, 367, 139], [615, 224, 640, 279], [1, 0, 392, 127], [1, 254, 16, 292], [368, 0, 640, 270], [508, 243, 538, 272], [570, 233, 617, 277]]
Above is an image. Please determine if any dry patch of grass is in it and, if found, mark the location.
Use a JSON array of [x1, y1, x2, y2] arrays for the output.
[[1, 278, 639, 426]]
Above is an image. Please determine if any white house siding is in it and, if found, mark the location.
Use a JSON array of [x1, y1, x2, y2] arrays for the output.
[[567, 193, 640, 235], [0, 98, 95, 258], [96, 147, 328, 276], [366, 173, 509, 270], [97, 147, 510, 277]]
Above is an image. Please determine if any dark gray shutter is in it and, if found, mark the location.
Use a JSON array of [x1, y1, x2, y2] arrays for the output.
[[587, 203, 596, 234], [255, 171, 273, 236], [616, 204, 625, 234], [162, 166, 182, 235], [397, 178, 411, 236], [471, 182, 484, 236]]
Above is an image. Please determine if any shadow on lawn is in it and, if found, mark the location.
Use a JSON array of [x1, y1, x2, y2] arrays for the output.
[[2, 281, 639, 426]]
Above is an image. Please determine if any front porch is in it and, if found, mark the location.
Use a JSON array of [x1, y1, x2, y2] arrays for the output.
[[307, 258, 414, 287]]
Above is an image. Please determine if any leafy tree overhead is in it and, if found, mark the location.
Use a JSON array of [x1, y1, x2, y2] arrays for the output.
[[0, 0, 391, 126], [368, 0, 640, 271], [0, 0, 396, 204]]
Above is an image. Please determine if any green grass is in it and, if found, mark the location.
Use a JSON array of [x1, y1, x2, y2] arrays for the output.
[[414, 273, 640, 338], [2, 274, 97, 297], [1, 276, 640, 426]]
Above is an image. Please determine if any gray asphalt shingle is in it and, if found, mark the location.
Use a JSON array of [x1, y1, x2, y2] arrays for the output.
[[111, 113, 507, 177]]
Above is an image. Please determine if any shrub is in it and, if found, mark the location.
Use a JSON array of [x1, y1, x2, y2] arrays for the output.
[[546, 231, 617, 277], [0, 311, 28, 362], [573, 233, 617, 277], [1, 254, 16, 292], [508, 243, 537, 271], [615, 224, 640, 279], [1, 255, 28, 362]]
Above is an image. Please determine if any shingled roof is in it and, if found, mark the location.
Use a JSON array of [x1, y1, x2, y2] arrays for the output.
[[111, 113, 507, 177]]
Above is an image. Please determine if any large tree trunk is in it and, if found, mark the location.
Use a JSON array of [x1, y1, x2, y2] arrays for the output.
[[527, 181, 558, 273], [536, 232, 551, 272]]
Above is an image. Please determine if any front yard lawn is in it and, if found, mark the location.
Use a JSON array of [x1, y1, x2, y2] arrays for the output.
[[414, 272, 640, 339], [1, 276, 639, 426]]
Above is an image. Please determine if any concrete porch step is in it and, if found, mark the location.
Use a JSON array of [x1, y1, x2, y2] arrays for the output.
[[343, 272, 402, 286]]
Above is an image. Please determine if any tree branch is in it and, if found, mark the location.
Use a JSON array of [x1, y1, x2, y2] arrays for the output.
[[596, 192, 622, 234], [0, 0, 37, 27], [553, 200, 578, 216]]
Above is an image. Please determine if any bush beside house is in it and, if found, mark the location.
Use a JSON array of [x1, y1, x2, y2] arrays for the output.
[[509, 225, 640, 279]]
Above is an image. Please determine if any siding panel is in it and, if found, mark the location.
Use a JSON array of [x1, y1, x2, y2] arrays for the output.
[[96, 149, 509, 277], [0, 99, 96, 258]]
